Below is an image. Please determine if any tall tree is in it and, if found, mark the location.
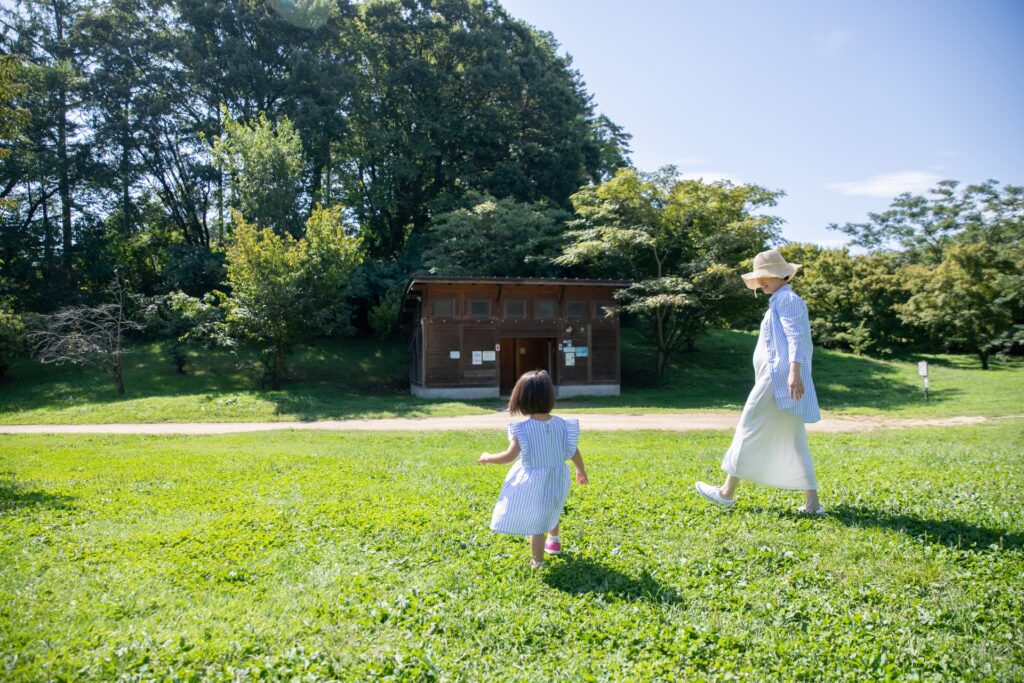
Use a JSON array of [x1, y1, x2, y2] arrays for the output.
[[340, 0, 629, 258], [558, 167, 782, 376], [210, 110, 306, 237]]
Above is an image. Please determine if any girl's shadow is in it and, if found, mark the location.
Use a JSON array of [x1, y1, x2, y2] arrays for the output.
[[542, 553, 682, 604]]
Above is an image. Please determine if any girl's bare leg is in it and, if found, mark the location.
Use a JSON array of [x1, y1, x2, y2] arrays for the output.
[[548, 523, 560, 538], [804, 489, 821, 511], [530, 534, 546, 563]]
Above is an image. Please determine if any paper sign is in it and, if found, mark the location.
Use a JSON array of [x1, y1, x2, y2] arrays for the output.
[[482, 351, 496, 361], [575, 347, 589, 358], [565, 352, 575, 366], [917, 361, 928, 377], [495, 343, 501, 352], [472, 351, 483, 365], [450, 351, 460, 360]]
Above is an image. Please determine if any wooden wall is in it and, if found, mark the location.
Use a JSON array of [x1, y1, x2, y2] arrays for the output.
[[416, 282, 620, 389]]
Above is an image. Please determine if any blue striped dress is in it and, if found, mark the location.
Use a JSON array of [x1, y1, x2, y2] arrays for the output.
[[490, 416, 581, 535]]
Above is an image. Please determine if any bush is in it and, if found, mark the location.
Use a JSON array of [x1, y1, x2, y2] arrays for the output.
[[367, 287, 403, 340], [0, 305, 25, 377]]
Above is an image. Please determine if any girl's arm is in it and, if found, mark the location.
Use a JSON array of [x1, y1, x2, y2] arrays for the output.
[[570, 448, 588, 484], [479, 436, 521, 465]]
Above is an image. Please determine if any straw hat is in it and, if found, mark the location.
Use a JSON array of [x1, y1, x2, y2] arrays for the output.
[[741, 249, 801, 290]]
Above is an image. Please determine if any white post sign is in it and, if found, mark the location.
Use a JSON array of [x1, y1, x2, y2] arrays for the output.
[[918, 361, 929, 401]]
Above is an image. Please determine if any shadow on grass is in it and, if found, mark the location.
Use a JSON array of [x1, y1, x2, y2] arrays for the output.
[[543, 554, 682, 604], [0, 474, 74, 513], [828, 504, 1022, 552]]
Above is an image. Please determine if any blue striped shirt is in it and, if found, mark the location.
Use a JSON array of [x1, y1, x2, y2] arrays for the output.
[[763, 284, 821, 423]]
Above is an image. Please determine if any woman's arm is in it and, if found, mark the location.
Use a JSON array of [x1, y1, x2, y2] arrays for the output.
[[479, 436, 521, 465], [777, 294, 809, 400], [570, 448, 588, 484]]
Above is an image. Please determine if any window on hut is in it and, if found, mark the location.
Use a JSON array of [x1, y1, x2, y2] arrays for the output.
[[566, 300, 585, 318], [432, 298, 454, 318], [505, 299, 526, 318], [469, 299, 491, 317], [535, 299, 556, 318]]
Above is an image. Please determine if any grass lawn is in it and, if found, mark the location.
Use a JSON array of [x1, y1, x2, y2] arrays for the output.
[[1, 329, 1021, 424], [2, 422, 1022, 680]]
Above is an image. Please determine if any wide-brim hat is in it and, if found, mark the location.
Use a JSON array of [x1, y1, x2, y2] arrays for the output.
[[741, 249, 801, 290]]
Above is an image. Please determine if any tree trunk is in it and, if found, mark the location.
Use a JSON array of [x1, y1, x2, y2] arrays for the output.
[[271, 345, 284, 390], [54, 0, 74, 286], [112, 358, 125, 395], [655, 347, 669, 378], [979, 349, 989, 370]]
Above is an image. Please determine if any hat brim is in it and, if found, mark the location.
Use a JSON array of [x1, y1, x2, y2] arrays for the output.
[[741, 263, 801, 290]]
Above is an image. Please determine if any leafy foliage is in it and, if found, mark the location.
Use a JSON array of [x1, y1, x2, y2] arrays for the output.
[[421, 193, 568, 277], [142, 290, 224, 373], [825, 180, 1024, 365], [780, 244, 911, 355], [0, 304, 25, 377], [222, 207, 361, 388], [210, 109, 305, 238], [558, 167, 781, 375]]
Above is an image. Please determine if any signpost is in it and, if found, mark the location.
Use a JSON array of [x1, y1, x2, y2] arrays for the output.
[[918, 361, 929, 401]]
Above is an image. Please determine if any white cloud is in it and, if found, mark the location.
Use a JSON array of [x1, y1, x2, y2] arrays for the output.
[[681, 170, 742, 184], [813, 29, 853, 53], [825, 171, 941, 197]]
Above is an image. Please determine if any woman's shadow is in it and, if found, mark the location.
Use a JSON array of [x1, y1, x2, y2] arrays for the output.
[[543, 554, 682, 604], [824, 504, 1022, 552]]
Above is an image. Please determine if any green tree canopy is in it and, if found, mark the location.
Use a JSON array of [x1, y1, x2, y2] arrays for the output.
[[210, 110, 306, 238], [420, 193, 568, 277], [557, 167, 782, 376], [221, 206, 361, 388]]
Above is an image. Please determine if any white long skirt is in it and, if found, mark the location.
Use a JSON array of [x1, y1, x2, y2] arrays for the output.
[[720, 334, 818, 490]]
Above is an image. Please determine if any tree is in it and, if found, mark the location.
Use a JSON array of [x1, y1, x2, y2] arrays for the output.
[[0, 304, 25, 378], [421, 193, 569, 277], [557, 167, 783, 376], [833, 179, 1024, 366], [779, 244, 911, 355], [221, 206, 361, 388], [898, 243, 1018, 369], [210, 110, 306, 238], [142, 290, 223, 373], [339, 0, 629, 258], [29, 275, 141, 394]]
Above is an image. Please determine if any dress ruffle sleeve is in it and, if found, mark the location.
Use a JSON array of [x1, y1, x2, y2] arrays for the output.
[[562, 418, 580, 458], [507, 421, 526, 449]]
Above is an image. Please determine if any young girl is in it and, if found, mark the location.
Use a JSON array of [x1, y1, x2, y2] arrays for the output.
[[479, 370, 589, 569]]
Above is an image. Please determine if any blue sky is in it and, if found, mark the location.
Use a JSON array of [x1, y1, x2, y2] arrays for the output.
[[500, 0, 1024, 246]]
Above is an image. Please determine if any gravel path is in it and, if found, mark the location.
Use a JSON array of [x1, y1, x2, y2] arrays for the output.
[[0, 413, 994, 435]]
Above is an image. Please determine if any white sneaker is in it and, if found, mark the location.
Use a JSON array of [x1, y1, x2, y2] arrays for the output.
[[797, 505, 826, 516], [529, 559, 545, 570], [695, 481, 735, 508]]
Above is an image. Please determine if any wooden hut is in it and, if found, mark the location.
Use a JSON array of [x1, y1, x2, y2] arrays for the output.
[[400, 276, 630, 399]]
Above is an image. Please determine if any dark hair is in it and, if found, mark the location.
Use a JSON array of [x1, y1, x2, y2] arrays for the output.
[[508, 370, 556, 415]]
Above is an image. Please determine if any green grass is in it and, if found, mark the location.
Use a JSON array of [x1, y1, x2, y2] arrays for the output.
[[2, 423, 1023, 680], [1, 329, 1021, 424]]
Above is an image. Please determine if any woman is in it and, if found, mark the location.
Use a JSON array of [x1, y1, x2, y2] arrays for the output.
[[695, 249, 824, 514]]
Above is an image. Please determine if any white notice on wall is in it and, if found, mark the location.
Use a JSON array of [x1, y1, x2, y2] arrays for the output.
[[482, 351, 496, 362], [472, 351, 483, 365], [565, 352, 576, 367], [450, 351, 460, 360]]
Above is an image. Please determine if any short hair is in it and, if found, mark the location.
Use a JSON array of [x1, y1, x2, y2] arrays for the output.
[[508, 370, 556, 415]]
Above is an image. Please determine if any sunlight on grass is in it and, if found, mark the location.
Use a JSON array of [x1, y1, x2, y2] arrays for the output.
[[1, 422, 1022, 679], [1, 329, 1021, 424]]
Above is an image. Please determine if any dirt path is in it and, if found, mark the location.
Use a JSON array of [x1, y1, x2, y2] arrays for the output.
[[0, 413, 998, 435]]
